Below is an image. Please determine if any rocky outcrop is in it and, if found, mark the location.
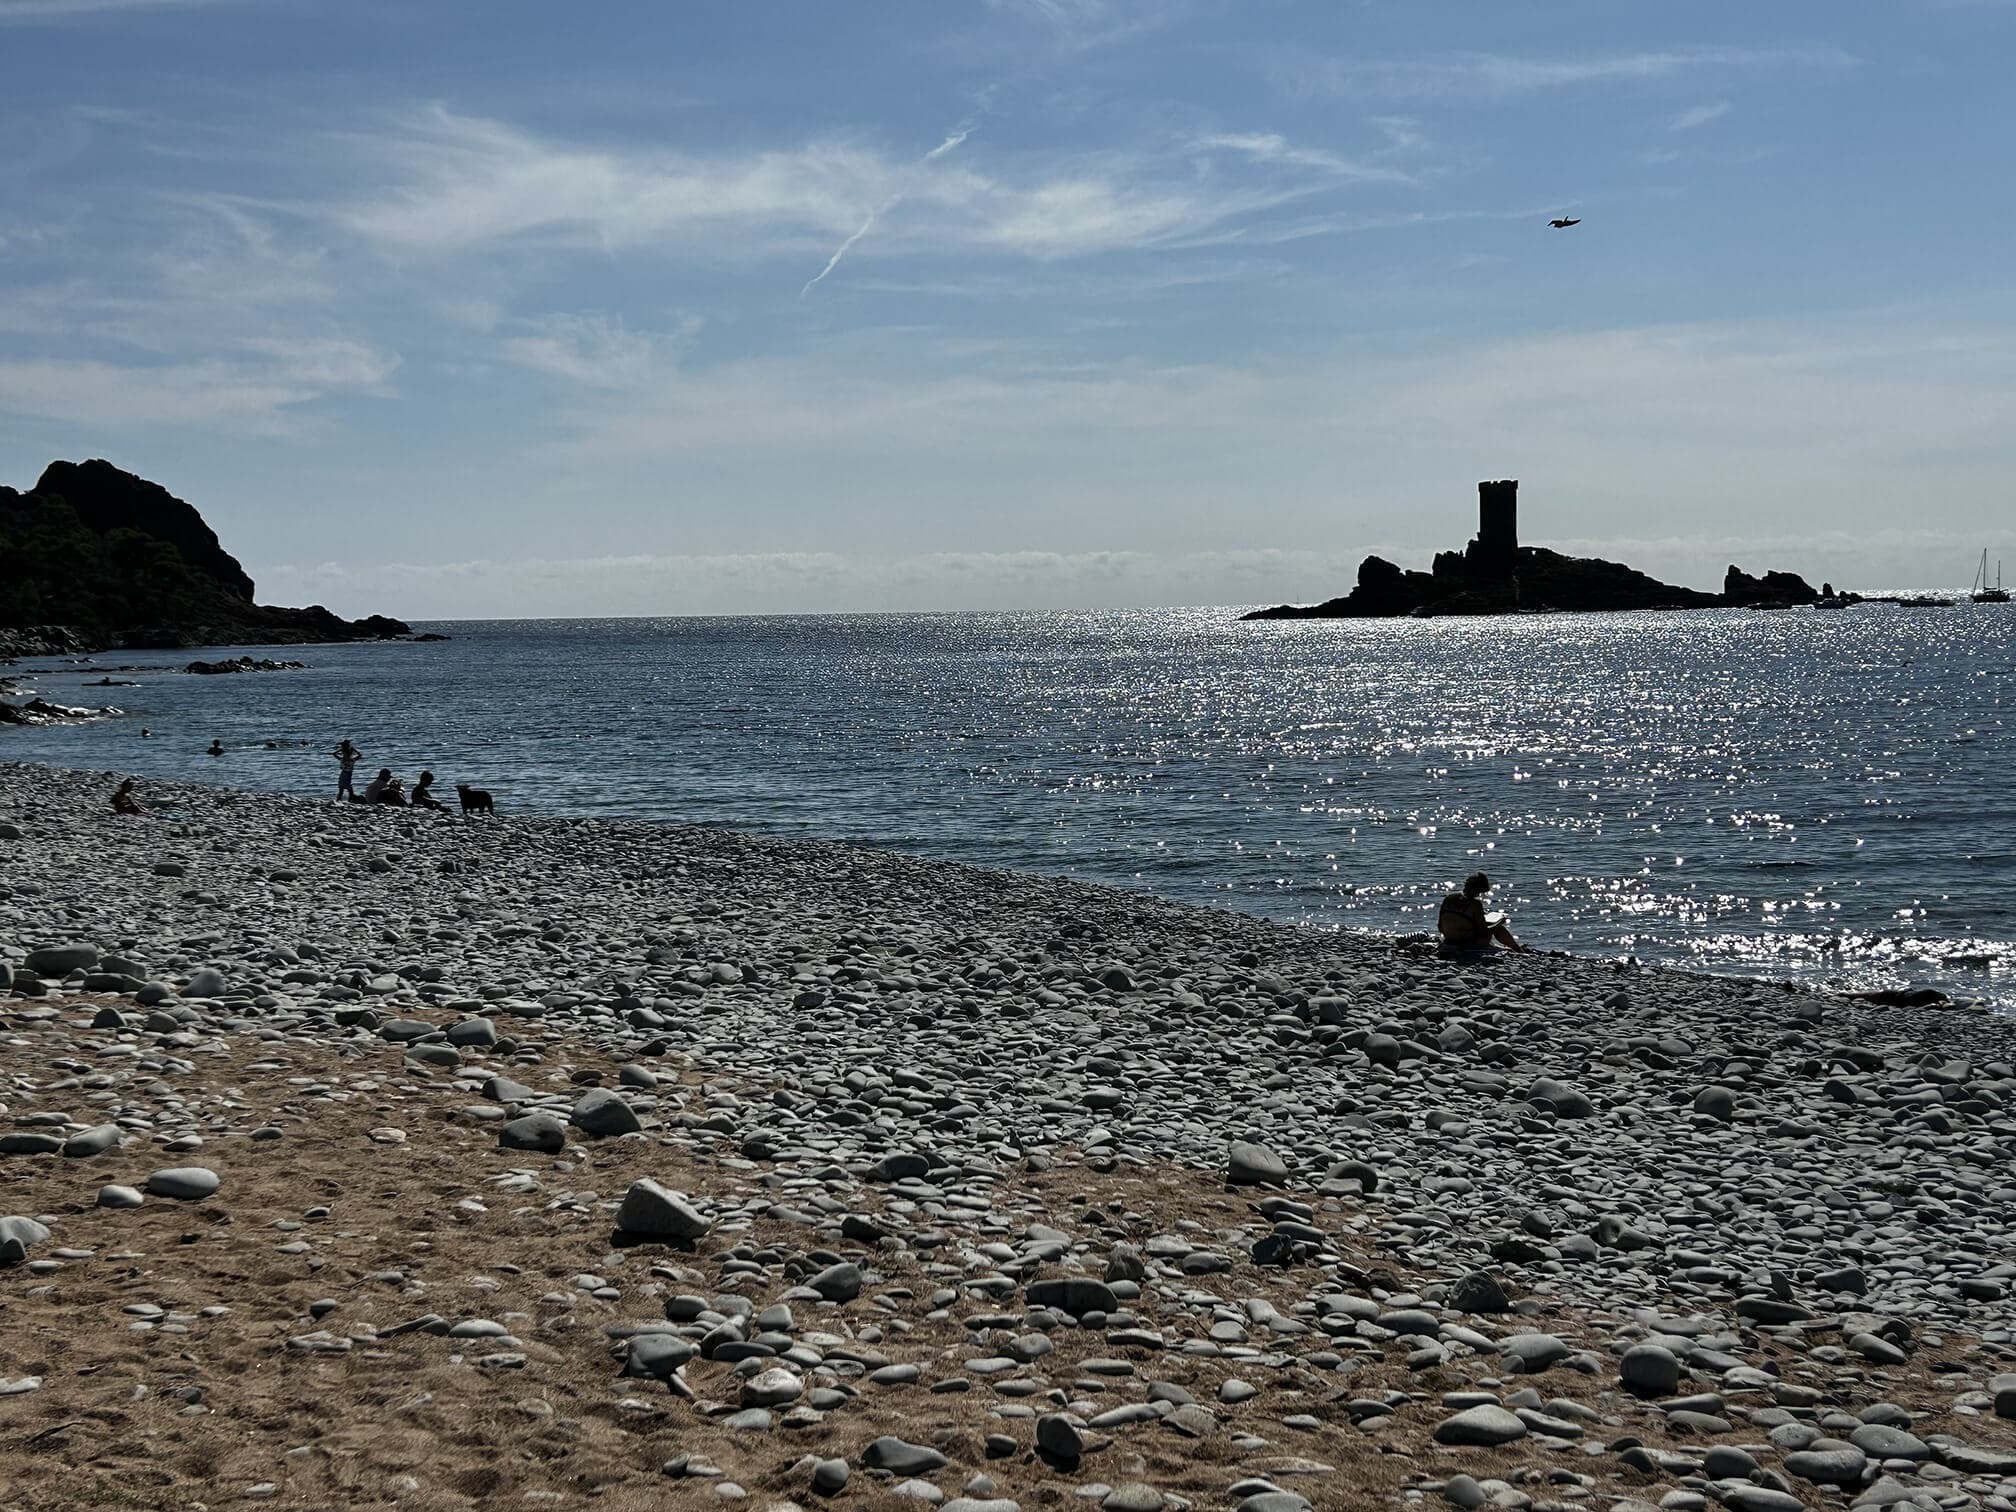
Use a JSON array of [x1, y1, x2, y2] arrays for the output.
[[185, 657, 307, 675], [33, 460, 256, 601], [1245, 546, 1721, 620], [0, 626, 91, 660], [0, 697, 118, 726], [1723, 565, 1821, 606], [0, 460, 416, 652]]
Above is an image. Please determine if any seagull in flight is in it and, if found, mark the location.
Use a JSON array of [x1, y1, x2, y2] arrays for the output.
[[1549, 216, 1582, 229]]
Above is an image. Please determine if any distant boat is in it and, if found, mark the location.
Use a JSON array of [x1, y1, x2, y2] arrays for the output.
[[1973, 549, 2010, 603]]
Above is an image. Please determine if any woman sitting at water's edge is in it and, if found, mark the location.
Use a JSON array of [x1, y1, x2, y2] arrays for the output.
[[1438, 871, 1527, 953]]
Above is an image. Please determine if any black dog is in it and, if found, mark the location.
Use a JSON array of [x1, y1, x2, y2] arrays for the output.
[[455, 783, 495, 815]]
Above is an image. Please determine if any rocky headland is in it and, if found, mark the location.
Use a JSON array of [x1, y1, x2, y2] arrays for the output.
[[0, 460, 415, 654], [1244, 483, 1830, 620], [3, 762, 2015, 1512]]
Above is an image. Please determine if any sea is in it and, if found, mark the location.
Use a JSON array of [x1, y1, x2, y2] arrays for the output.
[[5, 604, 2012, 1004]]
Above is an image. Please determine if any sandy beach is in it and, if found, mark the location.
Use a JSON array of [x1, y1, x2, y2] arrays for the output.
[[4, 762, 2015, 1512]]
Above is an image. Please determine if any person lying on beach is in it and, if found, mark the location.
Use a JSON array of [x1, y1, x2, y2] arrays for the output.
[[111, 778, 143, 816], [1438, 871, 1527, 952], [410, 770, 446, 811]]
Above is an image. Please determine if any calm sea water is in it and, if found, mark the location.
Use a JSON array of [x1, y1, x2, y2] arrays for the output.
[[6, 606, 2013, 1002]]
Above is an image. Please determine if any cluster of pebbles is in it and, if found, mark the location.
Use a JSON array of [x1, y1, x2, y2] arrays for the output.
[[3, 762, 2016, 1512]]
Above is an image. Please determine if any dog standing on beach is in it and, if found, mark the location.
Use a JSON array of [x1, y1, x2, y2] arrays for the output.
[[455, 783, 496, 815]]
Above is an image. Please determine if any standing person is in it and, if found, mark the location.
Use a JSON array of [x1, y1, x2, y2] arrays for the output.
[[1437, 872, 1528, 952], [334, 738, 362, 801]]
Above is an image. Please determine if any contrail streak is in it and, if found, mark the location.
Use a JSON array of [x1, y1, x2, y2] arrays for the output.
[[800, 121, 977, 297], [800, 210, 880, 297]]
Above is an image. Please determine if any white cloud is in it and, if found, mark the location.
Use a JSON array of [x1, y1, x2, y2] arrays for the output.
[[0, 0, 255, 17], [1275, 45, 1857, 103], [979, 0, 1179, 53], [1192, 132, 1407, 181], [1670, 100, 1733, 131], [332, 108, 1351, 264], [502, 314, 674, 388], [0, 340, 394, 428]]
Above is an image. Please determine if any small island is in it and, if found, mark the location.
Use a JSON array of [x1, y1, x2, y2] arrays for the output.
[[0, 459, 416, 654], [1243, 481, 1828, 619]]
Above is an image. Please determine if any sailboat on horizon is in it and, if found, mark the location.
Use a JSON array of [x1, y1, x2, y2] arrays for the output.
[[1974, 549, 2010, 603]]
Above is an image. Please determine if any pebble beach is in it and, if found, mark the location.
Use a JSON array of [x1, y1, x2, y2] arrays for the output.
[[4, 760, 2016, 1512]]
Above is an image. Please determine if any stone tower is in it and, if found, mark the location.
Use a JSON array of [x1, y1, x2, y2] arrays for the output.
[[1472, 479, 1518, 573]]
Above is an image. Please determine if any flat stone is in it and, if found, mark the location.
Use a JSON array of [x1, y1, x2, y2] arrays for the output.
[[1227, 1141, 1289, 1187], [863, 1438, 949, 1475], [498, 1113, 566, 1153], [1433, 1406, 1528, 1446], [144, 1167, 219, 1200]]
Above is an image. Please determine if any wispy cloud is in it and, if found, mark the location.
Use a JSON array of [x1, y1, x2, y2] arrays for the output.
[[0, 0, 254, 18], [0, 339, 393, 428], [501, 313, 687, 389], [334, 107, 1360, 265], [1274, 45, 1857, 103], [1192, 132, 1407, 181], [1670, 100, 1733, 131], [980, 0, 1181, 53]]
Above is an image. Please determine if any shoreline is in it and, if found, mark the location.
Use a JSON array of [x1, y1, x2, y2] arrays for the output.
[[7, 761, 2016, 1509], [4, 757, 2001, 1014]]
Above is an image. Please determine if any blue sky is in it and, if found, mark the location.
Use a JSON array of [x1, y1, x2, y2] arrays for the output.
[[3, 0, 2014, 615]]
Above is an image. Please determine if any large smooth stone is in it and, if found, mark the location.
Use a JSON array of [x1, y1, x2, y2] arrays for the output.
[[1433, 1406, 1528, 1446], [0, 1216, 52, 1264], [570, 1088, 642, 1137], [616, 1179, 710, 1240], [25, 945, 97, 975], [1227, 1141, 1288, 1187], [498, 1113, 567, 1153], [145, 1167, 220, 1200]]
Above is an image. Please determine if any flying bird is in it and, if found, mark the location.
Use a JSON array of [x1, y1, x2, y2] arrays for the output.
[[1549, 217, 1582, 229]]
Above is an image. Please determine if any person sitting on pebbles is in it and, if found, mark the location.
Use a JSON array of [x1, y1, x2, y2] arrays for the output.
[[1438, 871, 1527, 953], [360, 767, 397, 804], [410, 770, 447, 811], [111, 778, 143, 816]]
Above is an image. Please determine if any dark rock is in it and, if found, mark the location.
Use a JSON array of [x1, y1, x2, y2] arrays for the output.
[[1027, 1278, 1118, 1317], [1446, 1270, 1511, 1314], [616, 1179, 710, 1240], [861, 1437, 949, 1474], [1, 459, 412, 649], [498, 1113, 567, 1153], [1227, 1141, 1288, 1187]]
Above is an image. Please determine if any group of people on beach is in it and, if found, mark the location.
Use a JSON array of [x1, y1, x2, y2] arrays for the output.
[[334, 739, 456, 809], [105, 737, 488, 820]]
